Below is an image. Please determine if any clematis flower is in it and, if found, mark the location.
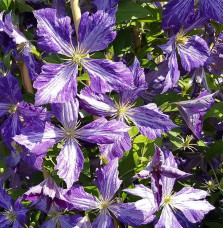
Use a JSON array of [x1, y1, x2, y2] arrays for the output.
[[41, 203, 83, 228], [177, 91, 217, 138], [14, 99, 130, 188], [155, 154, 215, 228], [64, 158, 155, 228], [0, 12, 39, 81], [162, 0, 223, 30], [0, 186, 27, 227], [160, 30, 211, 73], [33, 8, 135, 105], [79, 57, 176, 160], [134, 145, 189, 206], [35, 197, 83, 228], [23, 177, 71, 211], [0, 73, 48, 148], [145, 52, 180, 94]]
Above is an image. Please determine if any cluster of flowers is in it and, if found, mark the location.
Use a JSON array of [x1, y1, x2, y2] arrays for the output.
[[0, 0, 222, 227]]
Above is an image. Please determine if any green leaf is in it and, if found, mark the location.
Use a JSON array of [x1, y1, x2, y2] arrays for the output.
[[0, 0, 7, 10], [204, 101, 223, 120], [128, 126, 139, 138], [77, 73, 90, 81], [3, 50, 12, 70], [15, 0, 33, 13], [113, 29, 134, 57], [116, 1, 151, 23], [205, 222, 223, 228], [3, 0, 12, 10]]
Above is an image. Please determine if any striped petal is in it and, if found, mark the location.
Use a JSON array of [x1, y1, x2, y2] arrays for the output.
[[127, 104, 176, 139], [34, 8, 73, 56], [83, 58, 135, 94], [55, 139, 84, 189], [34, 63, 78, 105]]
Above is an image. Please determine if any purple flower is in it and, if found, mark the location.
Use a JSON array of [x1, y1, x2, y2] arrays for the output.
[[38, 198, 83, 228], [65, 158, 155, 227], [0, 73, 48, 149], [134, 146, 189, 206], [162, 0, 223, 30], [79, 57, 176, 142], [23, 177, 71, 211], [177, 91, 217, 138], [0, 12, 39, 81], [160, 31, 211, 73], [155, 175, 214, 227], [14, 99, 130, 188], [33, 8, 134, 105], [0, 186, 27, 227], [145, 52, 180, 94]]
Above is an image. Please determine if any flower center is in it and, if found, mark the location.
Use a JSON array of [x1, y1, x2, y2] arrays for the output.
[[73, 53, 83, 64], [8, 104, 17, 114], [118, 106, 127, 116], [163, 195, 172, 204], [66, 129, 75, 138], [3, 209, 16, 223], [100, 201, 110, 210], [175, 34, 188, 45]]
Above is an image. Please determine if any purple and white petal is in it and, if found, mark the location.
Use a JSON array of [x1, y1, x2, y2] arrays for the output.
[[160, 165, 190, 179], [177, 35, 210, 72], [99, 132, 132, 161], [78, 10, 116, 53], [23, 178, 69, 207], [17, 101, 49, 128], [1, 113, 23, 148], [64, 185, 97, 211], [155, 204, 183, 228], [97, 158, 122, 201], [177, 92, 216, 138], [162, 51, 180, 93], [51, 99, 79, 129], [110, 200, 155, 226], [127, 104, 176, 139], [75, 117, 130, 144], [0, 73, 22, 104], [134, 163, 152, 179], [55, 139, 84, 189], [0, 185, 13, 210], [130, 57, 146, 88], [162, 0, 194, 30], [79, 87, 117, 117], [0, 102, 10, 118], [92, 210, 114, 228], [34, 63, 78, 105], [172, 187, 215, 223], [34, 8, 73, 56], [13, 121, 64, 155], [73, 216, 92, 228], [201, 0, 223, 24], [124, 184, 155, 203], [83, 58, 135, 94], [3, 13, 27, 45]]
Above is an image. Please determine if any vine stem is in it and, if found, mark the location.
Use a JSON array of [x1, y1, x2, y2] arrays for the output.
[[19, 61, 34, 94], [70, 0, 81, 38]]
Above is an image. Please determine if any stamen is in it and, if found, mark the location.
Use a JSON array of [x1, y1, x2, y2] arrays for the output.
[[8, 104, 18, 114], [3, 208, 16, 224]]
